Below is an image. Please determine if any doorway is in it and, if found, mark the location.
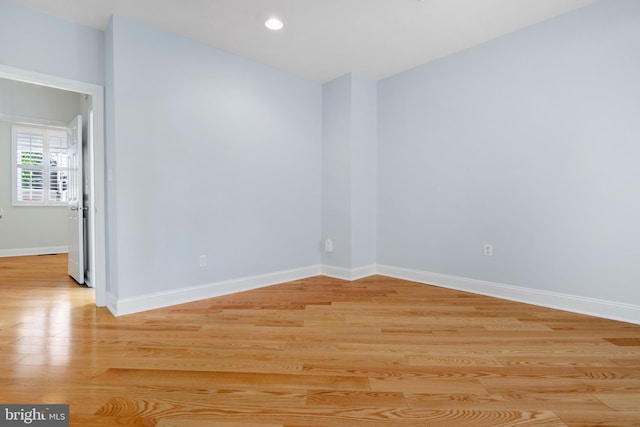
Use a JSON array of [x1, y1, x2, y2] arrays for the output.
[[0, 64, 107, 308]]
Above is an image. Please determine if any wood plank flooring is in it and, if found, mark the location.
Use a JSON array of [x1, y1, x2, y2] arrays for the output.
[[1, 254, 639, 426]]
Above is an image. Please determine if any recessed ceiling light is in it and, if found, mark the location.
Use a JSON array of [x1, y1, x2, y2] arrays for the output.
[[265, 17, 284, 31]]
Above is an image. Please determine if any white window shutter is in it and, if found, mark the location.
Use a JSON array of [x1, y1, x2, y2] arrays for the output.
[[12, 126, 69, 206]]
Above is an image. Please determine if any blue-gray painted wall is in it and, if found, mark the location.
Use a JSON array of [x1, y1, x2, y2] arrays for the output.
[[378, 0, 640, 305], [2, 0, 638, 309]]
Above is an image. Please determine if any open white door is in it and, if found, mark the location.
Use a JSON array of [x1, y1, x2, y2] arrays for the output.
[[67, 115, 84, 284]]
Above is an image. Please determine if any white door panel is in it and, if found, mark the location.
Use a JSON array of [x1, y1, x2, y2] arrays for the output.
[[67, 115, 84, 284]]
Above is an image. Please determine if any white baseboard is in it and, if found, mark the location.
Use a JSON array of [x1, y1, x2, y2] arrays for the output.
[[321, 264, 377, 281], [105, 261, 640, 325], [377, 265, 640, 326], [106, 291, 118, 315], [108, 265, 322, 316], [0, 246, 68, 258]]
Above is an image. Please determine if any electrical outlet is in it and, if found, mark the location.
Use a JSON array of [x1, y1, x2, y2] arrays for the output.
[[199, 255, 207, 267], [483, 244, 493, 257], [324, 239, 334, 253]]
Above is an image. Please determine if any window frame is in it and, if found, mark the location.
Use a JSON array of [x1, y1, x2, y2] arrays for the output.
[[11, 124, 69, 207]]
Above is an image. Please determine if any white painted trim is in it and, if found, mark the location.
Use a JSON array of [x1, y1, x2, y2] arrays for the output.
[[0, 246, 68, 258], [377, 265, 640, 326], [106, 291, 118, 316], [321, 264, 377, 281], [320, 265, 353, 281], [108, 265, 322, 316], [351, 264, 377, 280], [0, 112, 67, 127], [0, 63, 107, 308], [104, 260, 640, 324]]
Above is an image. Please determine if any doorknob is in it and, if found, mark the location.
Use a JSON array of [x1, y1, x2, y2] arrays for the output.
[[0, 208, 3, 219], [70, 206, 87, 211]]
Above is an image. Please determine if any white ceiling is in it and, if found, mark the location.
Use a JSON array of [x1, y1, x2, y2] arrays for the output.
[[10, 0, 598, 83]]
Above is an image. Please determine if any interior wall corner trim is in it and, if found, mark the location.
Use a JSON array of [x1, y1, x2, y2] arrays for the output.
[[321, 264, 377, 281]]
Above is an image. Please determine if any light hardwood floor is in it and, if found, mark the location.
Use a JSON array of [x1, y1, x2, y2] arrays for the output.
[[1, 254, 639, 426]]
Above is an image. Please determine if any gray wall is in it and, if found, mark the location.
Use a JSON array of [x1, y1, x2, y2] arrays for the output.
[[322, 75, 352, 269], [321, 74, 377, 271], [350, 75, 377, 268], [0, 0, 104, 85], [3, 0, 638, 315], [0, 77, 81, 123], [105, 16, 322, 300], [0, 78, 83, 254], [378, 0, 640, 305]]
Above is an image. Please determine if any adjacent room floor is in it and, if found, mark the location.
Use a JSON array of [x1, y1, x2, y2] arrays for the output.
[[1, 254, 639, 426]]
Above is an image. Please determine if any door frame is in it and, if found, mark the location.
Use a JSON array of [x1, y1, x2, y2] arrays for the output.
[[0, 64, 107, 307]]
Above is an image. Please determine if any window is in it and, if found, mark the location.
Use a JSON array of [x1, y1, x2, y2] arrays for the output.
[[12, 125, 69, 206]]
